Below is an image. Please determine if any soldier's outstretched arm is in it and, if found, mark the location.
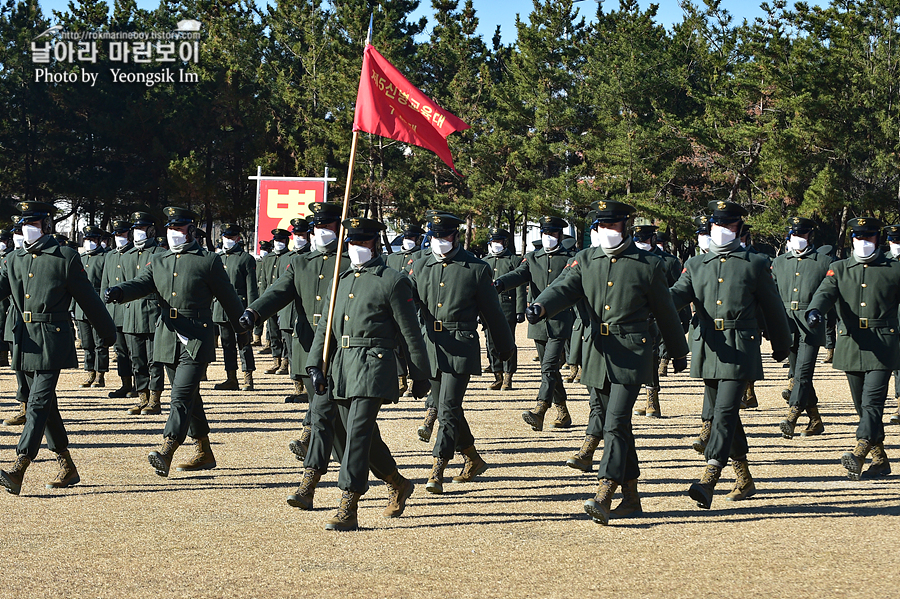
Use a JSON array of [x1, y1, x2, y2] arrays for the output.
[[390, 276, 431, 381], [116, 258, 157, 303], [476, 264, 515, 359], [669, 261, 696, 312], [806, 266, 840, 327], [247, 261, 298, 322], [754, 259, 792, 353], [532, 257, 585, 318], [494, 254, 531, 291], [67, 253, 117, 344]]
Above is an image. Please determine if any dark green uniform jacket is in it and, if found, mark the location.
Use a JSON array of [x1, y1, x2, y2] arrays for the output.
[[409, 247, 514, 376], [258, 246, 290, 297], [101, 242, 134, 326], [652, 246, 683, 285], [275, 246, 307, 331], [385, 245, 420, 275], [807, 250, 900, 371], [0, 248, 11, 340], [670, 249, 791, 380], [494, 245, 576, 341], [123, 240, 165, 335], [536, 243, 689, 387], [0, 236, 116, 371], [213, 244, 258, 323], [483, 249, 526, 319], [771, 246, 832, 346], [115, 241, 246, 364], [307, 256, 430, 402], [74, 246, 106, 321]]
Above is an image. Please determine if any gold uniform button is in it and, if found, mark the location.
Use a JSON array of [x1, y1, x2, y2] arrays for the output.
[[718, 278, 723, 283], [24, 294, 29, 299], [720, 257, 726, 262], [323, 256, 328, 260], [115, 278, 119, 281], [316, 295, 321, 301], [176, 255, 181, 259], [548, 269, 552, 273], [56, 328, 60, 332], [794, 288, 798, 292], [442, 263, 447, 268], [440, 282, 445, 287], [864, 264, 869, 268], [117, 265, 121, 268], [32, 254, 37, 258], [344, 315, 349, 321], [607, 282, 613, 287], [354, 273, 360, 278], [377, 353, 383, 359], [716, 300, 722, 305], [203, 323, 207, 328], [136, 265, 140, 269], [319, 274, 324, 279], [795, 272, 800, 276], [173, 273, 178, 276], [437, 303, 443, 308], [494, 268, 498, 272], [172, 292, 176, 296], [611, 258, 617, 263], [861, 302, 866, 307], [862, 283, 867, 287], [348, 294, 354, 298], [28, 273, 33, 278], [604, 305, 610, 310]]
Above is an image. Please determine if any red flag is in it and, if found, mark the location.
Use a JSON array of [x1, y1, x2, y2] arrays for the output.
[[353, 44, 469, 173]]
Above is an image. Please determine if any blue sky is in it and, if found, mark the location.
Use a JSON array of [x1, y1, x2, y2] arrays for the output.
[[36, 1, 772, 43]]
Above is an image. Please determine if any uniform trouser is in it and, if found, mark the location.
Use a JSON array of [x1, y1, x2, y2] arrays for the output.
[[594, 378, 642, 483], [486, 318, 518, 373], [584, 387, 607, 438], [567, 324, 583, 367], [336, 397, 398, 494], [77, 320, 109, 373], [267, 317, 284, 358], [535, 338, 567, 406], [845, 370, 890, 446], [126, 333, 164, 391], [703, 379, 750, 466], [700, 385, 715, 422], [395, 345, 409, 377], [432, 371, 474, 459], [113, 328, 133, 378], [17, 371, 66, 459], [788, 335, 820, 409], [161, 345, 210, 443], [825, 310, 837, 350], [648, 321, 661, 391], [304, 391, 394, 483], [894, 370, 900, 399], [280, 329, 293, 370], [15, 370, 28, 403], [219, 323, 255, 372]]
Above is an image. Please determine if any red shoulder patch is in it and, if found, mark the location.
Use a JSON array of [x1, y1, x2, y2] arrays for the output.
[[571, 260, 578, 267], [682, 267, 687, 274], [826, 269, 834, 276]]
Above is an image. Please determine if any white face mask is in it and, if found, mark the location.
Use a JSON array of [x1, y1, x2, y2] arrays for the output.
[[273, 240, 287, 252], [133, 229, 148, 242], [114, 235, 129, 249], [348, 244, 373, 266], [222, 237, 237, 250], [83, 239, 98, 252], [167, 229, 189, 248], [292, 235, 308, 250], [488, 241, 505, 255], [401, 238, 417, 251], [22, 224, 43, 244], [0, 242, 6, 252], [259, 250, 269, 258], [314, 227, 336, 249], [594, 228, 623, 249], [635, 241, 652, 251], [589, 228, 602, 248], [697, 234, 710, 251], [853, 238, 876, 259], [431, 237, 454, 256], [541, 233, 559, 250], [890, 242, 900, 258], [13, 234, 24, 249], [710, 224, 737, 246], [788, 235, 809, 253]]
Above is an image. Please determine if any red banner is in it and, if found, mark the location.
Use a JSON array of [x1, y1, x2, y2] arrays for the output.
[[353, 44, 469, 173], [255, 178, 325, 251]]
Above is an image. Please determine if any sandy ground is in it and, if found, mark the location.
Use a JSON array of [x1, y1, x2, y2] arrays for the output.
[[0, 327, 898, 599]]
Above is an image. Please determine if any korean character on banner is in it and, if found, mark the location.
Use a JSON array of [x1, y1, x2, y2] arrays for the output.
[[155, 42, 177, 62], [54, 41, 75, 63], [31, 42, 51, 64], [408, 96, 420, 111], [131, 41, 152, 63], [376, 75, 386, 91], [398, 90, 409, 106], [76, 41, 98, 64], [384, 83, 397, 100], [420, 105, 433, 120], [371, 69, 379, 83], [432, 111, 446, 129], [178, 41, 199, 63], [109, 41, 131, 63]]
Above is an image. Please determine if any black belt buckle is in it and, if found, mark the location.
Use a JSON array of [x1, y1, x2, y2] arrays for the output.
[[169, 308, 178, 319], [434, 320, 443, 332], [341, 335, 349, 348], [600, 322, 609, 336], [714, 318, 725, 331], [313, 313, 322, 326], [860, 318, 868, 329], [790, 301, 799, 311], [22, 311, 32, 323]]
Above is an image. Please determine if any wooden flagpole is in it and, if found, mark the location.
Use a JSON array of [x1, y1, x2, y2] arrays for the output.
[[321, 15, 372, 373]]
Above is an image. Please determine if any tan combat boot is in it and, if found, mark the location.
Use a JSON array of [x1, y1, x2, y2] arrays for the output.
[[489, 372, 503, 391], [92, 372, 106, 388], [175, 436, 217, 472], [289, 425, 312, 461], [801, 405, 825, 436], [80, 371, 96, 388], [148, 437, 180, 477], [287, 467, 324, 510], [574, 368, 581, 384], [584, 478, 618, 525], [214, 370, 240, 391], [398, 376, 409, 396], [658, 357, 669, 377], [453, 446, 488, 482], [0, 455, 31, 495], [725, 459, 756, 501], [46, 450, 80, 489], [501, 372, 514, 391], [689, 464, 722, 509], [275, 357, 290, 375], [325, 490, 361, 531], [241, 371, 255, 392], [822, 348, 834, 363], [383, 470, 414, 518], [264, 357, 280, 374], [426, 457, 448, 494], [862, 443, 891, 479], [108, 376, 134, 399], [646, 388, 661, 418], [417, 407, 438, 442], [127, 389, 150, 415], [781, 377, 794, 401], [552, 403, 572, 428], [567, 435, 601, 472], [841, 439, 872, 481], [890, 401, 900, 425], [634, 388, 648, 416], [565, 364, 580, 383], [3, 403, 27, 427], [692, 420, 712, 454], [779, 405, 803, 439], [611, 479, 642, 518], [142, 390, 163, 415], [251, 333, 262, 346], [260, 338, 272, 354], [741, 381, 758, 409]]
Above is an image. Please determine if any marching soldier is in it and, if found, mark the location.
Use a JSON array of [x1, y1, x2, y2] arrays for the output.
[[0, 202, 116, 495], [278, 218, 313, 402], [670, 200, 791, 509], [104, 207, 249, 478], [806, 217, 900, 479], [409, 212, 514, 494], [100, 219, 136, 399], [212, 223, 259, 392], [258, 229, 290, 373], [123, 212, 167, 415], [528, 200, 689, 524], [384, 223, 425, 396], [75, 226, 110, 391], [2, 219, 29, 427], [482, 228, 525, 391], [255, 239, 273, 349], [303, 217, 431, 531], [771, 217, 832, 438], [493, 216, 577, 431], [739, 223, 770, 409], [695, 215, 711, 254]]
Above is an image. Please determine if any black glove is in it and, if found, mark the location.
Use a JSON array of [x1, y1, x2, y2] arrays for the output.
[[524, 303, 545, 325], [516, 313, 526, 324], [306, 366, 327, 395], [236, 330, 251, 348], [806, 309, 823, 329], [104, 287, 123, 304], [410, 379, 431, 399], [772, 349, 789, 362], [672, 356, 688, 373], [238, 309, 257, 331], [492, 279, 506, 293]]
